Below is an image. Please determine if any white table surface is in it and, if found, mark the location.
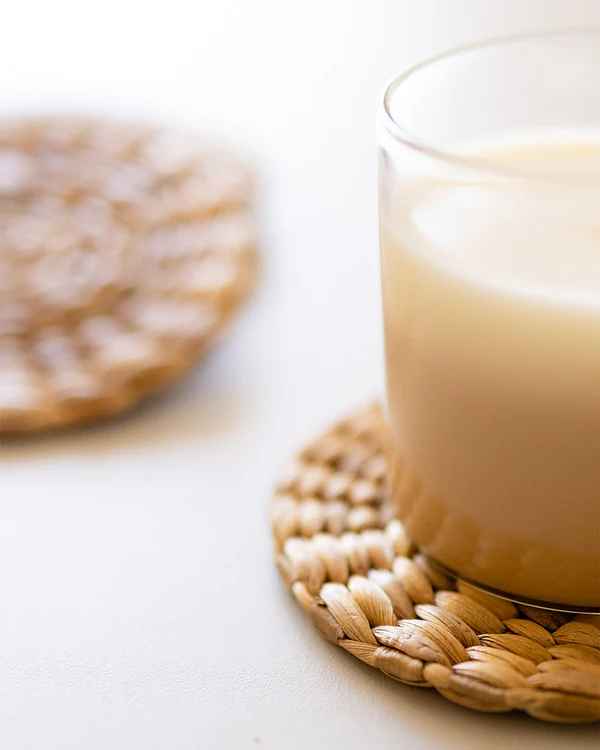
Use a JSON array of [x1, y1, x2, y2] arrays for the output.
[[2, 1, 599, 747]]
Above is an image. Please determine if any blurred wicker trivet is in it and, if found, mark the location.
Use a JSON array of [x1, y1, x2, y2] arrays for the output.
[[271, 405, 600, 724], [0, 116, 257, 432]]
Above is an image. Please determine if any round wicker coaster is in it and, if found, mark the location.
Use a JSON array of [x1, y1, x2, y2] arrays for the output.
[[0, 116, 257, 433], [271, 404, 600, 724]]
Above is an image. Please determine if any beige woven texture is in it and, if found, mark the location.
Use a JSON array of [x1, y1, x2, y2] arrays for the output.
[[271, 405, 600, 724], [0, 116, 257, 433]]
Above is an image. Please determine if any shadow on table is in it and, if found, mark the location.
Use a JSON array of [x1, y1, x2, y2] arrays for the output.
[[0, 347, 255, 462], [346, 643, 597, 747]]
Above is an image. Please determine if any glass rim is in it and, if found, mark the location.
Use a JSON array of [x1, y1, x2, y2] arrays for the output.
[[381, 28, 600, 182]]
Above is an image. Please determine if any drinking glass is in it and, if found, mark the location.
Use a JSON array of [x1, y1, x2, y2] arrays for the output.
[[379, 31, 600, 612]]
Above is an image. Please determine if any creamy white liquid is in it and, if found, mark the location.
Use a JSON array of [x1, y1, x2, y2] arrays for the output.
[[381, 135, 600, 606]]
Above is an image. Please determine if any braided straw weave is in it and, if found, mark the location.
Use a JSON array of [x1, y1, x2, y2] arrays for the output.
[[271, 404, 600, 724], [0, 116, 256, 433]]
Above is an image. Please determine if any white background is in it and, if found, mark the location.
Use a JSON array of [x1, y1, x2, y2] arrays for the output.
[[2, 1, 600, 747]]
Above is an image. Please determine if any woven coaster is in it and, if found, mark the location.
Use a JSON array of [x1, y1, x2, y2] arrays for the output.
[[0, 116, 257, 433], [271, 404, 600, 724]]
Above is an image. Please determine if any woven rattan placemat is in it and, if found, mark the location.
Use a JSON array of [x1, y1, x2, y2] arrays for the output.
[[271, 404, 600, 724], [0, 116, 257, 433]]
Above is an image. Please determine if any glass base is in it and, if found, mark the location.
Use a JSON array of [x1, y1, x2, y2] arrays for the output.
[[425, 555, 600, 615]]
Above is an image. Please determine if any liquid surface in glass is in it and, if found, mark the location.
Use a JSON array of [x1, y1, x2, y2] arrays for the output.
[[381, 134, 600, 607]]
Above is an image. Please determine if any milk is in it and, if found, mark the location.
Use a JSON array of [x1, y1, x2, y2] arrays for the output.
[[381, 135, 600, 607]]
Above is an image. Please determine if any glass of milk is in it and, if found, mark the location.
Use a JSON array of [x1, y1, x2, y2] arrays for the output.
[[379, 31, 600, 612]]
